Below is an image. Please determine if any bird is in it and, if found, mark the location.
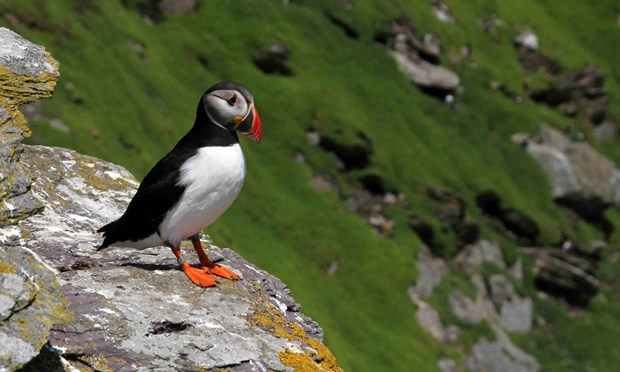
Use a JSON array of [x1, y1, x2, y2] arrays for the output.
[[97, 80, 262, 287]]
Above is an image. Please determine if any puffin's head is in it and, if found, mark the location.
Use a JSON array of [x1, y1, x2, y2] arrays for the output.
[[202, 81, 262, 142]]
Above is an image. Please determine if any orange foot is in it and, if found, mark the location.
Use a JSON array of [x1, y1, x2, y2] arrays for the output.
[[181, 262, 217, 287], [203, 264, 240, 281]]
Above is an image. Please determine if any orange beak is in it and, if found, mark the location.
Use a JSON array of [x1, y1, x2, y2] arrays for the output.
[[239, 104, 262, 143]]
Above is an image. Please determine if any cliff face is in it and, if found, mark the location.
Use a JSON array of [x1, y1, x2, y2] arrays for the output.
[[0, 28, 340, 372]]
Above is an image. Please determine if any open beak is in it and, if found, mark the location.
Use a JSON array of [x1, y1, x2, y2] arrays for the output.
[[237, 102, 262, 143]]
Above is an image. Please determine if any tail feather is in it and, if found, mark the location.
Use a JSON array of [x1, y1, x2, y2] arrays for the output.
[[97, 220, 119, 251]]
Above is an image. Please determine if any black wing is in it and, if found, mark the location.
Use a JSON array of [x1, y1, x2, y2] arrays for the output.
[[97, 145, 197, 249]]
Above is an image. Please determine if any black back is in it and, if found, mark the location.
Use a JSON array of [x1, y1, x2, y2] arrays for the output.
[[97, 96, 239, 249]]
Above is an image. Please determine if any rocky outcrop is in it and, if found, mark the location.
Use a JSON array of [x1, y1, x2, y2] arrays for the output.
[[253, 40, 293, 76], [375, 17, 460, 99], [1, 28, 340, 371], [524, 246, 599, 307], [529, 66, 609, 124], [515, 124, 620, 233], [0, 27, 69, 371]]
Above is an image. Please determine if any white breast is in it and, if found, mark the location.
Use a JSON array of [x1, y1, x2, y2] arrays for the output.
[[158, 144, 246, 246]]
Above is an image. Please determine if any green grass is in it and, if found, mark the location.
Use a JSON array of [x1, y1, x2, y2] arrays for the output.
[[3, 0, 620, 370]]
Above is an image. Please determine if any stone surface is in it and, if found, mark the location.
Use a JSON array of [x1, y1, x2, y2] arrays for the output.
[[524, 246, 599, 307], [520, 124, 620, 226], [530, 65, 609, 124], [375, 17, 460, 97], [487, 274, 532, 333], [253, 40, 293, 76], [0, 27, 58, 226], [476, 191, 539, 244], [158, 0, 196, 15], [466, 337, 540, 372], [454, 240, 505, 274], [448, 290, 484, 324], [0, 28, 67, 371], [16, 145, 339, 371], [409, 246, 449, 298]]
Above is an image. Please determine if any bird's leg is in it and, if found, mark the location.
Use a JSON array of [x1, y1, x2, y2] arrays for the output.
[[191, 235, 240, 280], [171, 246, 217, 287]]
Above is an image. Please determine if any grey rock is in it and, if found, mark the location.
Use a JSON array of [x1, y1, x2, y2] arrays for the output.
[[466, 337, 540, 372], [0, 28, 59, 77], [524, 246, 598, 307], [448, 290, 484, 324], [514, 31, 538, 51], [487, 275, 532, 333], [594, 119, 617, 145], [17, 145, 337, 371], [158, 0, 196, 15], [431, 0, 456, 23], [0, 245, 71, 371], [438, 358, 460, 372], [409, 294, 459, 344], [521, 124, 620, 221], [509, 257, 524, 282], [391, 51, 460, 91], [454, 240, 505, 273], [410, 246, 448, 297]]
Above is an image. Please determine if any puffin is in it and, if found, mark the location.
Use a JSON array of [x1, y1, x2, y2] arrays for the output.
[[97, 80, 262, 287]]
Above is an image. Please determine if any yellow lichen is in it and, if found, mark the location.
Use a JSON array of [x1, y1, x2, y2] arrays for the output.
[[249, 292, 341, 372], [0, 262, 15, 274]]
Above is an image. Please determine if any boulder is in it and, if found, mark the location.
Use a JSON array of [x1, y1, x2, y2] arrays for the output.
[[520, 124, 620, 229], [253, 40, 293, 76], [466, 337, 540, 372], [524, 247, 598, 307], [375, 17, 460, 98], [487, 274, 533, 333], [158, 0, 196, 15], [454, 240, 506, 274], [530, 66, 609, 124], [476, 191, 539, 244], [409, 246, 449, 298], [448, 290, 484, 324]]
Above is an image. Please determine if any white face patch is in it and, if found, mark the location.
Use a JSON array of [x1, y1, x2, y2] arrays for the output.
[[203, 90, 249, 129]]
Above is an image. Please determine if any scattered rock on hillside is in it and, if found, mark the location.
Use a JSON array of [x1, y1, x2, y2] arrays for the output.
[[530, 65, 609, 124], [326, 12, 359, 39], [594, 119, 617, 145], [476, 191, 539, 244], [431, 0, 456, 23], [454, 240, 505, 273], [318, 131, 373, 170], [466, 337, 540, 372], [514, 30, 538, 51], [159, 0, 196, 15], [487, 274, 533, 333], [375, 17, 460, 99], [428, 187, 481, 247], [524, 247, 599, 307], [253, 40, 293, 76], [518, 124, 620, 232], [409, 246, 449, 298], [448, 290, 484, 324]]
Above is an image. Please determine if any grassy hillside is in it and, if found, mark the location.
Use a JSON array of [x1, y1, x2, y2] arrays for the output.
[[2, 0, 620, 370]]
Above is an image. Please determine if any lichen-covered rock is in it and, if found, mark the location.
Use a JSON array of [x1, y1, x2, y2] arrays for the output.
[[0, 27, 58, 225], [18, 145, 340, 371], [0, 27, 69, 371]]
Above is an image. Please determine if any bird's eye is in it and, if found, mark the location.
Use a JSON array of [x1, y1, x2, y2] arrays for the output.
[[227, 95, 237, 106]]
